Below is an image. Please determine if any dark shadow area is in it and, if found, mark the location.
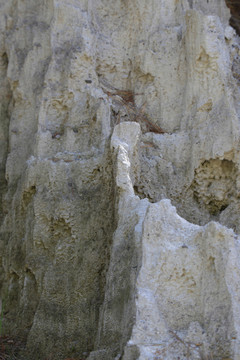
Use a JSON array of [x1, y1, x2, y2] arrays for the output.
[[225, 0, 240, 35]]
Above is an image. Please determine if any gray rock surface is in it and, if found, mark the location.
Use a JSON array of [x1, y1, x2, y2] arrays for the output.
[[0, 0, 240, 359]]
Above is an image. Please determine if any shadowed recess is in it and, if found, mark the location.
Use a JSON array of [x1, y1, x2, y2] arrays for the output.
[[225, 0, 240, 35]]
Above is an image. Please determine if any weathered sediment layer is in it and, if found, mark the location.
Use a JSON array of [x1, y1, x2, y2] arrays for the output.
[[1, 0, 240, 359]]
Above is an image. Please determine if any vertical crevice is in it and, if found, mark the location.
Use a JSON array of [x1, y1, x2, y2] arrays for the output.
[[0, 50, 12, 338], [0, 51, 12, 225]]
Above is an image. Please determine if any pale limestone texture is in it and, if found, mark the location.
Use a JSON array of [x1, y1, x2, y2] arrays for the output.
[[1, 0, 240, 359], [91, 122, 240, 360]]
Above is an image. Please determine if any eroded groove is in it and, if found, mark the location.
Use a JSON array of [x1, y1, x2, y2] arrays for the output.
[[0, 52, 12, 224]]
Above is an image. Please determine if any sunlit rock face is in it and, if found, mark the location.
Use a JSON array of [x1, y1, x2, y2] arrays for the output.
[[1, 0, 240, 359]]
